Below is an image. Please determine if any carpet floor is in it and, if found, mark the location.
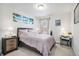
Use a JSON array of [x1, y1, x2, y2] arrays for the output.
[[6, 44, 75, 56]]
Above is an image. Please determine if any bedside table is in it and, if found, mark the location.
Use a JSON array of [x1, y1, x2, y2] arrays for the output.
[[2, 36, 18, 55], [60, 36, 72, 47]]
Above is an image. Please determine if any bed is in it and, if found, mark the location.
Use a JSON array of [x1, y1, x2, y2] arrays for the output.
[[17, 28, 56, 56]]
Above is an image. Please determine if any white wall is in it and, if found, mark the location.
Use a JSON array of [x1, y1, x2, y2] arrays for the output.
[[1, 4, 38, 35], [72, 22, 79, 55], [71, 4, 79, 56], [49, 12, 72, 43]]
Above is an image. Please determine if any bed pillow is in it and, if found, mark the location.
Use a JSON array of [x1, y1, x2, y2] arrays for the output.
[[19, 30, 28, 35]]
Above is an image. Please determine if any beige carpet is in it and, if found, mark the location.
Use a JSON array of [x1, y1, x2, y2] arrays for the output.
[[6, 44, 75, 56]]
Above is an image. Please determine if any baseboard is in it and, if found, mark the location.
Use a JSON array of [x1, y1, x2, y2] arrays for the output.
[[72, 46, 78, 56]]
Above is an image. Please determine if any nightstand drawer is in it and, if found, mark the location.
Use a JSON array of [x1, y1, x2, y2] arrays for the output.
[[6, 39, 16, 45], [6, 45, 16, 52], [6, 39, 16, 43]]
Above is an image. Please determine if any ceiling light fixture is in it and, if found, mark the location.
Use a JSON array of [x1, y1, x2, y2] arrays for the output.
[[36, 4, 46, 10]]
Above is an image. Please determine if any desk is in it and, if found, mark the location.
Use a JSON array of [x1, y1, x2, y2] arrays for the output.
[[60, 36, 72, 47]]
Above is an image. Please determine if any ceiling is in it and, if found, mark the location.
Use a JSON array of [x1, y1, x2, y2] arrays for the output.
[[0, 3, 76, 17]]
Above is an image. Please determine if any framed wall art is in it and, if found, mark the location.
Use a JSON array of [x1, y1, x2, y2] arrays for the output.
[[13, 13, 34, 24], [55, 19, 61, 26], [74, 3, 79, 24]]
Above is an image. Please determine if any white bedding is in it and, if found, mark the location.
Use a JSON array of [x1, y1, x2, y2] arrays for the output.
[[19, 31, 55, 56]]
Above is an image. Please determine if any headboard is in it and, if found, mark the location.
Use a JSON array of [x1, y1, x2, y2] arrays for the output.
[[17, 28, 33, 40]]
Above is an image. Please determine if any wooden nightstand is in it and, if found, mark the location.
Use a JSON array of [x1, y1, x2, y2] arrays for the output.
[[2, 36, 18, 55], [60, 36, 72, 47]]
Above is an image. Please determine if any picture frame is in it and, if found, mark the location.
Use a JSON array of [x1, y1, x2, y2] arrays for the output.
[[55, 19, 61, 26], [13, 13, 34, 24], [74, 3, 79, 24]]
